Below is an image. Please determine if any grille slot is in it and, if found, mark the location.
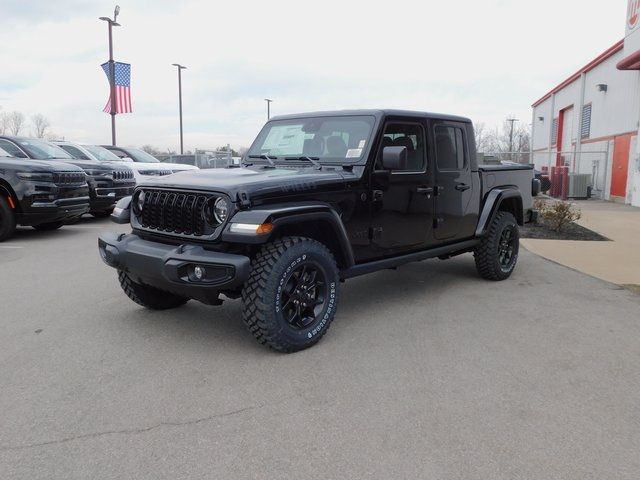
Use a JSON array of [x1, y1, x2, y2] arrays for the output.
[[138, 189, 215, 237], [53, 172, 86, 185], [112, 169, 134, 182]]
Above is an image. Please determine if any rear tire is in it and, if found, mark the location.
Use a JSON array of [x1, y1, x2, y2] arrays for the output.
[[242, 236, 339, 353], [118, 270, 189, 310], [474, 211, 519, 281], [0, 197, 17, 242], [32, 221, 64, 231]]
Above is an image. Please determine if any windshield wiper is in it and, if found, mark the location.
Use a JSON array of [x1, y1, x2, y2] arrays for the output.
[[248, 154, 277, 167], [284, 156, 322, 169]]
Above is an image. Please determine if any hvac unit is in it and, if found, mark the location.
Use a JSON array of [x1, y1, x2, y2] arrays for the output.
[[568, 173, 592, 198]]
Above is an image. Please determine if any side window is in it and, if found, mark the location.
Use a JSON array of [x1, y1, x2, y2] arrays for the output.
[[60, 145, 89, 160], [377, 123, 426, 171], [0, 139, 27, 158], [435, 126, 466, 170]]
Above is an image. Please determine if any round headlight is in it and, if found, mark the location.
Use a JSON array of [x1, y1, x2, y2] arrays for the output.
[[214, 197, 229, 224]]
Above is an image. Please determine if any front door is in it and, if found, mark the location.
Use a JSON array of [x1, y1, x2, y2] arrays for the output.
[[369, 120, 434, 257], [611, 134, 631, 198], [433, 122, 474, 240]]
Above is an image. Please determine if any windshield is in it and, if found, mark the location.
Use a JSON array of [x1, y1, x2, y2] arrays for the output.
[[247, 115, 376, 163], [127, 148, 160, 163], [17, 138, 73, 160], [84, 145, 122, 162], [0, 146, 10, 157]]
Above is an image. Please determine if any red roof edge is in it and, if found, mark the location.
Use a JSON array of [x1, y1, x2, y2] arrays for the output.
[[617, 49, 640, 70], [531, 40, 625, 108]]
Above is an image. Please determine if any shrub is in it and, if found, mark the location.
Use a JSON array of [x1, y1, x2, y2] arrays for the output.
[[540, 200, 581, 232]]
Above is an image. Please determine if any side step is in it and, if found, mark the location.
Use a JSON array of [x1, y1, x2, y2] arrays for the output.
[[340, 239, 479, 279]]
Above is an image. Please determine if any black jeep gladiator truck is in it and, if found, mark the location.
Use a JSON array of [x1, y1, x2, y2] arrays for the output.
[[0, 148, 90, 241], [0, 136, 135, 217], [99, 110, 537, 352]]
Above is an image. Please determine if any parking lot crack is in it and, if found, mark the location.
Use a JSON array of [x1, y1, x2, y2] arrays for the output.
[[0, 402, 264, 453]]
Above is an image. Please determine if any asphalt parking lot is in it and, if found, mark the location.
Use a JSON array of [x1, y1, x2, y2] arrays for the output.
[[1, 219, 640, 480]]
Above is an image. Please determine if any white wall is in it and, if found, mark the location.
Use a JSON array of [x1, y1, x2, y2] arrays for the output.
[[583, 51, 640, 139]]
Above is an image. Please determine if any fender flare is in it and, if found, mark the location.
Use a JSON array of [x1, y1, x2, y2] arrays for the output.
[[221, 202, 355, 268], [475, 187, 523, 237]]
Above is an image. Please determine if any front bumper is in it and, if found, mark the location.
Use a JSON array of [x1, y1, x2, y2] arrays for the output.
[[18, 197, 90, 226], [98, 232, 251, 303], [90, 183, 135, 211]]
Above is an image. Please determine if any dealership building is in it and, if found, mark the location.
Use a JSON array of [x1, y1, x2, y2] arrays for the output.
[[531, 1, 640, 207]]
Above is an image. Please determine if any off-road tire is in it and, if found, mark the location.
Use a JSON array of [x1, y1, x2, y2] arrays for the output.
[[32, 221, 64, 231], [242, 236, 339, 353], [118, 270, 189, 310], [0, 197, 17, 242], [91, 209, 113, 218], [474, 211, 519, 281]]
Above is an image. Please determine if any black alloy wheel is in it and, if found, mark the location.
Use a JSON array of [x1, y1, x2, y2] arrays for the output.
[[280, 261, 327, 330]]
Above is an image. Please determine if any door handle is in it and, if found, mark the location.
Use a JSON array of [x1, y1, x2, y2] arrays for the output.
[[455, 183, 471, 191], [416, 187, 434, 195]]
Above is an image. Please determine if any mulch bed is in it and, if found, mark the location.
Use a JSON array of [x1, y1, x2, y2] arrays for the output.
[[520, 219, 609, 241]]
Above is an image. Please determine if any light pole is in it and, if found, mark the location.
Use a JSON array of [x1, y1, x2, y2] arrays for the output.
[[264, 98, 273, 120], [507, 117, 519, 161], [99, 5, 121, 146], [172, 63, 187, 154]]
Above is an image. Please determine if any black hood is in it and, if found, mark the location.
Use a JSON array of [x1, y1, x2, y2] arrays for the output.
[[0, 157, 85, 173], [137, 165, 352, 201]]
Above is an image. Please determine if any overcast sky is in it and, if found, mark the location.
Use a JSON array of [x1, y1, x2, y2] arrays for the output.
[[0, 0, 629, 151]]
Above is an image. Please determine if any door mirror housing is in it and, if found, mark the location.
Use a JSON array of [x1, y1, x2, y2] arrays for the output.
[[110, 196, 131, 224], [382, 146, 407, 170]]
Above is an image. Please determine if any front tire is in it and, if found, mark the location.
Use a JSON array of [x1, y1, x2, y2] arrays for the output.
[[474, 211, 519, 281], [118, 270, 189, 310], [0, 197, 17, 242], [242, 236, 339, 353]]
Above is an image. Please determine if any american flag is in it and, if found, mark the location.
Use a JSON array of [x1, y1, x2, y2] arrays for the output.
[[101, 62, 132, 114]]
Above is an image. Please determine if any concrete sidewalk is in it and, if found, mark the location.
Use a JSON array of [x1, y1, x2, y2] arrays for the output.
[[521, 200, 640, 286]]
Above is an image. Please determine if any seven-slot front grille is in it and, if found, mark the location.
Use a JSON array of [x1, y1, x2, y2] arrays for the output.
[[53, 171, 86, 185], [112, 169, 134, 182], [138, 189, 212, 236]]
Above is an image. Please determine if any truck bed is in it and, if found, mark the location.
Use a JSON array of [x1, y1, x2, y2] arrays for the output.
[[478, 164, 534, 216]]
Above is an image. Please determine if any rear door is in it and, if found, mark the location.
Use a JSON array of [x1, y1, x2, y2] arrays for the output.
[[369, 119, 434, 256], [433, 121, 474, 240]]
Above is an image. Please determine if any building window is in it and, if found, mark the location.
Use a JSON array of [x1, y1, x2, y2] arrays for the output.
[[551, 118, 559, 146], [581, 104, 592, 139]]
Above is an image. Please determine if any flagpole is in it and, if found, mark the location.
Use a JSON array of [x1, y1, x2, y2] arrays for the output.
[[108, 22, 116, 146], [100, 6, 120, 146]]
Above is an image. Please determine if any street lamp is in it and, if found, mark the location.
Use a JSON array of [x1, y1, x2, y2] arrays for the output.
[[172, 63, 187, 154], [507, 117, 519, 161], [99, 5, 121, 146], [264, 98, 273, 120]]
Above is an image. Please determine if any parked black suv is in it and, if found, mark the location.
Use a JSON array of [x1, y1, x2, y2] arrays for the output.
[[99, 110, 538, 352], [0, 136, 135, 217], [0, 147, 89, 241]]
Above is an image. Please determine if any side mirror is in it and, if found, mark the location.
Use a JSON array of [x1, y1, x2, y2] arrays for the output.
[[121, 156, 133, 162], [110, 196, 131, 224], [382, 146, 407, 170]]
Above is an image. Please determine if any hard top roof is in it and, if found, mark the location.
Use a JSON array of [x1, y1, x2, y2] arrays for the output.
[[269, 109, 471, 123]]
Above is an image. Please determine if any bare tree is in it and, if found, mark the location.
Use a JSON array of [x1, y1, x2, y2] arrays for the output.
[[7, 111, 26, 136], [140, 145, 162, 156], [31, 114, 50, 138], [479, 117, 531, 162], [474, 122, 490, 153], [0, 111, 8, 135]]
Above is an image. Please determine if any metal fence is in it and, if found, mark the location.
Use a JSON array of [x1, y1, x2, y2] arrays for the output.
[[479, 149, 610, 200]]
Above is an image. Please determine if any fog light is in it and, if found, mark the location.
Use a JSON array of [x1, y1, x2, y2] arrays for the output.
[[193, 265, 206, 280]]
